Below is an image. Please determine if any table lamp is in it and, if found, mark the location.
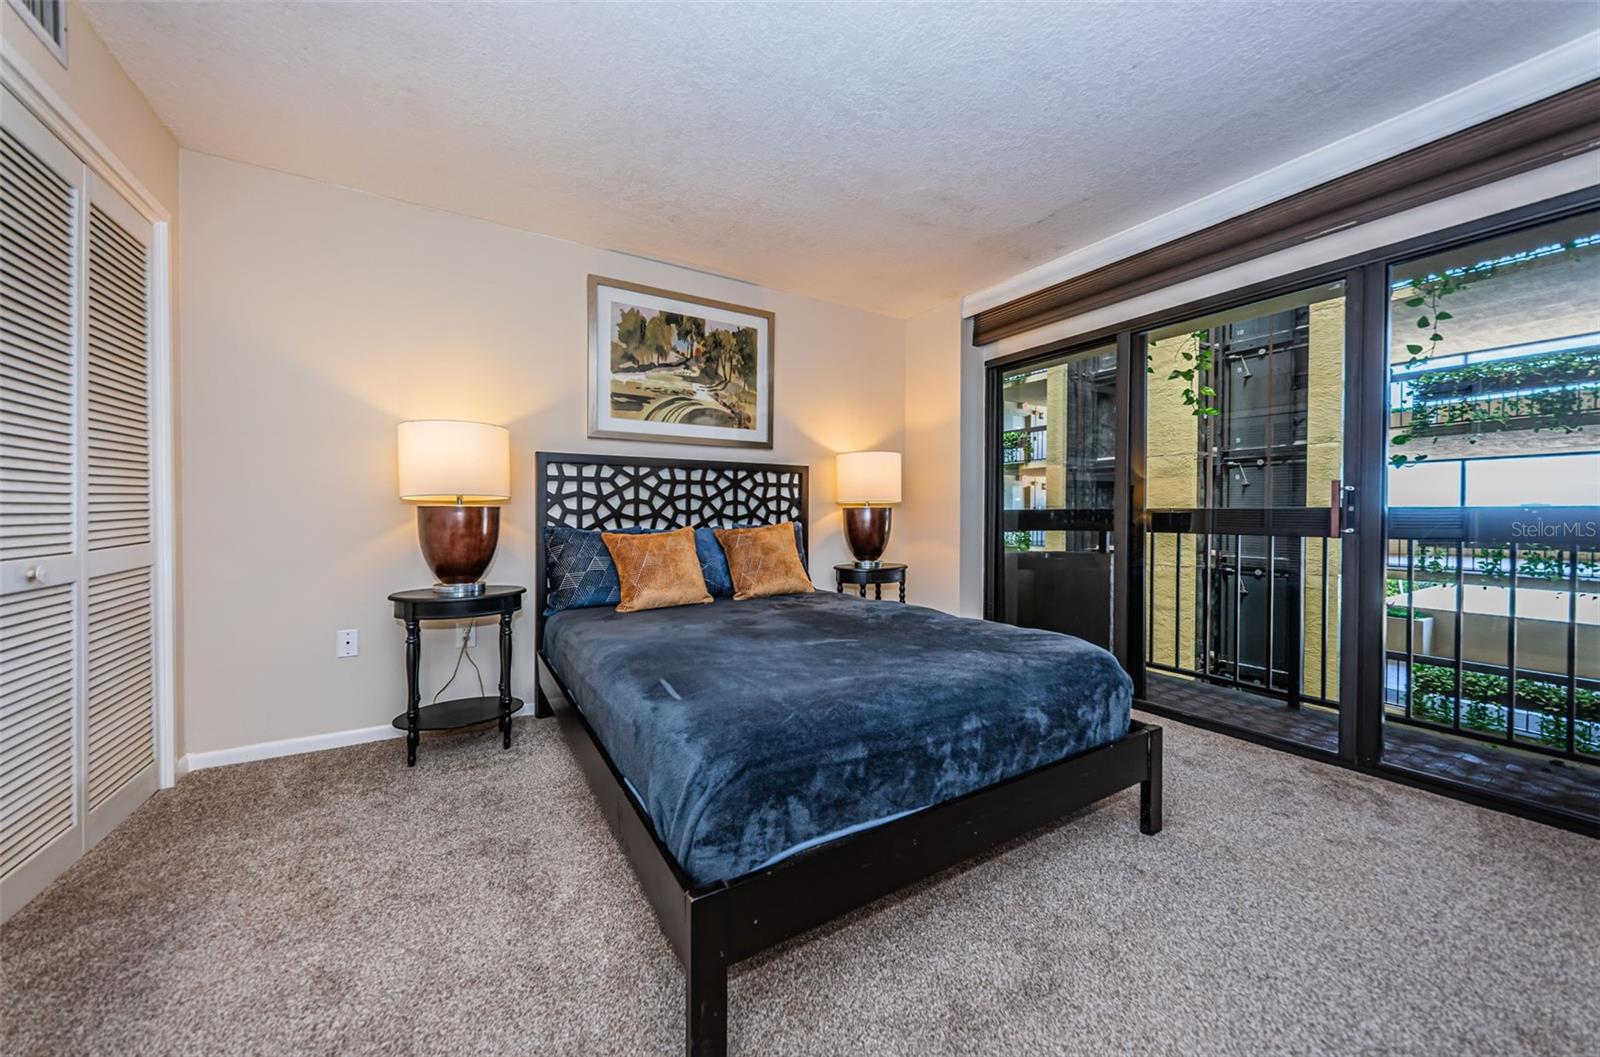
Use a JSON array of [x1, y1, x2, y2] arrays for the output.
[[398, 420, 511, 596], [835, 451, 901, 568]]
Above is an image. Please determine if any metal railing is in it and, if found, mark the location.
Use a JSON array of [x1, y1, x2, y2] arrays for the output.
[[1143, 526, 1339, 711], [1000, 424, 1048, 465], [1144, 522, 1599, 762], [1385, 537, 1599, 762]]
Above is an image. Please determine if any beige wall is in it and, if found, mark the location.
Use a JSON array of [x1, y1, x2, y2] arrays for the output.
[[178, 151, 905, 756], [901, 300, 967, 615]]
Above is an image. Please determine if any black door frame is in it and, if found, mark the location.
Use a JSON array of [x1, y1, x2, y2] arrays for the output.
[[983, 183, 1600, 835]]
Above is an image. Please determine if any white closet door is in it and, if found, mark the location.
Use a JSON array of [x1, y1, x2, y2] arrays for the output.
[[0, 86, 85, 917], [82, 173, 155, 842], [0, 88, 158, 920]]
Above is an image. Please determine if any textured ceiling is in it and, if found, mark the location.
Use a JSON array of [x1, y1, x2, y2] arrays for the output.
[[84, 1, 1600, 318]]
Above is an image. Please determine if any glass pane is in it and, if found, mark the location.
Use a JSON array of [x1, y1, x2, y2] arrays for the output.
[[997, 344, 1116, 645], [1139, 281, 1347, 753], [1384, 208, 1600, 814]]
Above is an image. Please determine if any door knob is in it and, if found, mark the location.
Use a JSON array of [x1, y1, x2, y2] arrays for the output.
[[25, 566, 47, 583]]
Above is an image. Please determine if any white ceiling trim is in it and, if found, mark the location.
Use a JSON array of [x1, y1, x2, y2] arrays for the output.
[[961, 30, 1600, 321]]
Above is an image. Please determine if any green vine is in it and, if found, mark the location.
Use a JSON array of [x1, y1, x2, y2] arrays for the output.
[[1393, 348, 1600, 463], [1390, 238, 1591, 467], [1000, 429, 1027, 465], [1409, 661, 1600, 753], [1390, 546, 1599, 599], [1147, 330, 1219, 417]]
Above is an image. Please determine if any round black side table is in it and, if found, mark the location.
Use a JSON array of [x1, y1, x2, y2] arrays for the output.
[[834, 563, 907, 602], [388, 585, 525, 766]]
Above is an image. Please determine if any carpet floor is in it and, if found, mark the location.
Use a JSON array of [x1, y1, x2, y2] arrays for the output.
[[3, 711, 1596, 1057]]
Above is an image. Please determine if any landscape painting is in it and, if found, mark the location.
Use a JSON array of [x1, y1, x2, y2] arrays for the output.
[[588, 277, 774, 448]]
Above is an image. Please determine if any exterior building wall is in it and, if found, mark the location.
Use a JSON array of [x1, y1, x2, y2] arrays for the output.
[[1303, 296, 1345, 701], [1044, 364, 1068, 551], [1146, 333, 1201, 672]]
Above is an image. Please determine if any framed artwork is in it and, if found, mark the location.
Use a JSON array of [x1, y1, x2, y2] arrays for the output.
[[588, 276, 774, 448]]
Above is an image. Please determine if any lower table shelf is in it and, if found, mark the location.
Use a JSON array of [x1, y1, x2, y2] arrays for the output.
[[391, 696, 524, 732]]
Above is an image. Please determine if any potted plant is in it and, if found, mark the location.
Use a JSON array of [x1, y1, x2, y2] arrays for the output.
[[1000, 429, 1028, 465], [1385, 581, 1434, 656]]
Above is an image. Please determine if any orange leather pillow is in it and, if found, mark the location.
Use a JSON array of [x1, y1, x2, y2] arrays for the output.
[[601, 527, 713, 613], [713, 522, 814, 600]]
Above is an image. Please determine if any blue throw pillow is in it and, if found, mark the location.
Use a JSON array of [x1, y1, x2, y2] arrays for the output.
[[695, 523, 808, 599], [543, 525, 648, 616]]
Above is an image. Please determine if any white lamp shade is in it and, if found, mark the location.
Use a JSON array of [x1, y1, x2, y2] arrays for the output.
[[397, 420, 511, 503], [836, 451, 902, 505]]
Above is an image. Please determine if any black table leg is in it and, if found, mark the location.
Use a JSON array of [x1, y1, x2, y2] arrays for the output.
[[404, 617, 421, 766], [874, 583, 882, 600], [858, 583, 866, 598], [499, 612, 513, 749], [899, 580, 906, 602]]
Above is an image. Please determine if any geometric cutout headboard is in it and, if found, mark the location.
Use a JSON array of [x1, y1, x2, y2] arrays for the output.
[[534, 451, 809, 639]]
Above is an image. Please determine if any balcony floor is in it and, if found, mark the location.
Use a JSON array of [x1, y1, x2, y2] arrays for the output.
[[1143, 672, 1600, 823]]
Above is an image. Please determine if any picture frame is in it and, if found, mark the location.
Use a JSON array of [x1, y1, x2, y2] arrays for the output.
[[587, 276, 775, 449]]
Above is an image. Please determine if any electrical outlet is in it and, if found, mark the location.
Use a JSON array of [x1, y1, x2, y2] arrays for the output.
[[335, 628, 359, 658], [455, 622, 477, 648]]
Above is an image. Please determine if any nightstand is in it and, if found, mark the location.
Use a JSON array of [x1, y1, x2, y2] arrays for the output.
[[388, 585, 525, 766], [834, 562, 907, 602]]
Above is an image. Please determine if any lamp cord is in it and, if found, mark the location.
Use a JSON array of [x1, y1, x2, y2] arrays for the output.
[[432, 632, 486, 704]]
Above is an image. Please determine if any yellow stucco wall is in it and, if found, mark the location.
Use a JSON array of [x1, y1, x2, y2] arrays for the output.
[[1303, 297, 1344, 700], [1044, 364, 1068, 551], [1146, 333, 1200, 672]]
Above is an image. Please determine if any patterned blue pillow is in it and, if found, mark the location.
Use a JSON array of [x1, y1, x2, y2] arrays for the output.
[[543, 525, 647, 616], [695, 523, 808, 599]]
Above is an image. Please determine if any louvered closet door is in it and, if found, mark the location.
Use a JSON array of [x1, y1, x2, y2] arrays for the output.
[[1, 87, 86, 917], [0, 88, 159, 921], [81, 173, 156, 843]]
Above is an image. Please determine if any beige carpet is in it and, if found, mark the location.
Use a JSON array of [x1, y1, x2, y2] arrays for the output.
[[3, 711, 1596, 1057]]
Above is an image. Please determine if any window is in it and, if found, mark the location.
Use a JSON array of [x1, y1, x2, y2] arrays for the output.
[[8, 0, 67, 65]]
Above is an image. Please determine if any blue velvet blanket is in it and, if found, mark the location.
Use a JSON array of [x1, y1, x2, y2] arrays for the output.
[[542, 592, 1132, 885]]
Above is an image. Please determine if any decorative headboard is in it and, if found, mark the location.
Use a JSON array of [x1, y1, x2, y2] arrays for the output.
[[534, 451, 809, 644]]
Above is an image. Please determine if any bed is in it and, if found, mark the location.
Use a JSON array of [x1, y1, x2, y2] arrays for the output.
[[533, 452, 1162, 1057]]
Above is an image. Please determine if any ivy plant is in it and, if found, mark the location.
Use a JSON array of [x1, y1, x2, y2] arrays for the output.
[[1147, 331, 1219, 417], [1390, 238, 1591, 467]]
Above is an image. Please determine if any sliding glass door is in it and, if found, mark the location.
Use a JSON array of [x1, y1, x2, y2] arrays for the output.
[[1380, 208, 1600, 813], [984, 189, 1600, 828], [1138, 281, 1356, 755], [991, 344, 1117, 649]]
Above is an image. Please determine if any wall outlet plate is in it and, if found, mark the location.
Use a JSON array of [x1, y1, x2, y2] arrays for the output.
[[455, 623, 477, 648], [335, 628, 359, 658]]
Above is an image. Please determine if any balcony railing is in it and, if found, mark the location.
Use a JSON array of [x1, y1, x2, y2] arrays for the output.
[[1001, 424, 1048, 465], [1386, 535, 1599, 762], [1143, 524, 1339, 710], [1144, 517, 1599, 764]]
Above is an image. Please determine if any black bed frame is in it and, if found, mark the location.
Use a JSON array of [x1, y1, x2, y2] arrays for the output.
[[532, 451, 1163, 1056]]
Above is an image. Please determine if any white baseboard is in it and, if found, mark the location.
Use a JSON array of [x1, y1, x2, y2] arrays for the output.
[[179, 722, 406, 774]]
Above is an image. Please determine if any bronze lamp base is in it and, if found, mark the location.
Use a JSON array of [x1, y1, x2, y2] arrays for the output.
[[842, 506, 892, 568], [417, 505, 500, 595]]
